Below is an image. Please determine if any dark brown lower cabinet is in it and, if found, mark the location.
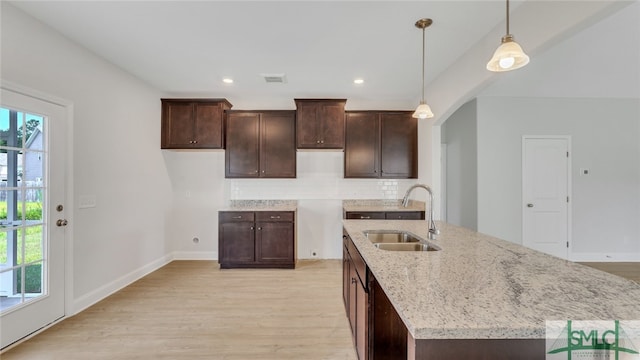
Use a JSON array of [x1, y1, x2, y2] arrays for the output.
[[343, 231, 369, 360], [342, 228, 546, 360], [219, 211, 295, 269]]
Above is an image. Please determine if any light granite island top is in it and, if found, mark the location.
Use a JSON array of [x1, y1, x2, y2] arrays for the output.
[[342, 219, 640, 341]]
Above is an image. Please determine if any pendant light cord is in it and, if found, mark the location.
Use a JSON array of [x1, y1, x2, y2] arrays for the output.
[[421, 27, 425, 102], [506, 0, 510, 35]]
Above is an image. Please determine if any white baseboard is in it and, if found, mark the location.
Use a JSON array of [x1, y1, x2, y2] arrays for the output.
[[571, 252, 640, 262], [171, 251, 218, 260], [72, 254, 173, 315]]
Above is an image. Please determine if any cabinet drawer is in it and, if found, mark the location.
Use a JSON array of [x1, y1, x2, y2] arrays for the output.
[[385, 211, 424, 220], [219, 212, 255, 222], [255, 211, 294, 222], [345, 212, 386, 220]]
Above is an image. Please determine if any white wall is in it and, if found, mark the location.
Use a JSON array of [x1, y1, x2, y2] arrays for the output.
[[1, 3, 172, 312], [441, 99, 477, 230], [164, 150, 422, 260], [476, 97, 640, 261], [470, 1, 640, 261], [439, 3, 640, 260]]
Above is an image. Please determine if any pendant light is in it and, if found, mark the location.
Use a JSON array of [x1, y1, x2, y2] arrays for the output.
[[486, 0, 530, 72], [412, 18, 434, 119]]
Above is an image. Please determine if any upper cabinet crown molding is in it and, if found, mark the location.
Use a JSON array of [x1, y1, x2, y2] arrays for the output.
[[161, 98, 232, 149], [295, 99, 347, 150]]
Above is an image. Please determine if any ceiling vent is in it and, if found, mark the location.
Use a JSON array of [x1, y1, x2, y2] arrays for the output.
[[261, 74, 287, 84]]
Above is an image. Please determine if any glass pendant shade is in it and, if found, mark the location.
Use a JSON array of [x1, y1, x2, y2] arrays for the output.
[[487, 35, 530, 72], [412, 101, 434, 119]]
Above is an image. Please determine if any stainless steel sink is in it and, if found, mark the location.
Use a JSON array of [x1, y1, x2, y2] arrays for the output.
[[363, 230, 441, 252], [373, 242, 440, 252], [364, 230, 421, 244]]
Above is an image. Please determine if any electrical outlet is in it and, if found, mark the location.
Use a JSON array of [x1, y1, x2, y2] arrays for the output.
[[310, 249, 319, 258]]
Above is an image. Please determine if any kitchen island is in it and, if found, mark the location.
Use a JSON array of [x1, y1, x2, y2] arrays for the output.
[[342, 219, 640, 359]]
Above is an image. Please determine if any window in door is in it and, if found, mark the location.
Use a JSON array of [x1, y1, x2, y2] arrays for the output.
[[0, 107, 46, 312]]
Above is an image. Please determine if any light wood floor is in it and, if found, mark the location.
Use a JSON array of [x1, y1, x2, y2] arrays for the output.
[[580, 262, 640, 283], [2, 261, 638, 359], [1, 260, 357, 360]]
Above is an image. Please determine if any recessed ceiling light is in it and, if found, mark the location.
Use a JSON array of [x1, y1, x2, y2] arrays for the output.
[[354, 78, 364, 85], [223, 78, 234, 84]]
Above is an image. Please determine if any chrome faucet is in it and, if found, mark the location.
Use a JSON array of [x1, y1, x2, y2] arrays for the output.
[[402, 184, 439, 239]]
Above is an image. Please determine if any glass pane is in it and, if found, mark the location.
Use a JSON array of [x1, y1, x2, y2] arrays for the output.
[[16, 228, 24, 265], [23, 261, 43, 295], [0, 189, 22, 227], [0, 108, 24, 149], [0, 231, 7, 264], [23, 150, 45, 187], [22, 114, 44, 147], [23, 226, 43, 264], [23, 196, 44, 226]]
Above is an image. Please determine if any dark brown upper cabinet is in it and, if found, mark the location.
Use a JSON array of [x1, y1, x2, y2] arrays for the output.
[[295, 99, 346, 149], [161, 98, 232, 149], [225, 111, 296, 178], [344, 111, 417, 179]]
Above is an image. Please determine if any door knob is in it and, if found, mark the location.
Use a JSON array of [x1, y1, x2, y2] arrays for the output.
[[56, 219, 68, 227], [527, 203, 534, 208]]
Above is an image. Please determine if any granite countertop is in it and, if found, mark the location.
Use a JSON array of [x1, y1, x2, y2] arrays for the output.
[[342, 220, 640, 340], [221, 200, 297, 212], [342, 199, 425, 212]]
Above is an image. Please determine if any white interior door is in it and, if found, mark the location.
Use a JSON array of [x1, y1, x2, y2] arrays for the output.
[[522, 136, 570, 259], [0, 88, 67, 349]]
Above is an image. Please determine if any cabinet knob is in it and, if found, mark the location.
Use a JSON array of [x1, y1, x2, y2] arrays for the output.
[[351, 278, 357, 284], [257, 227, 262, 230], [262, 170, 265, 173], [320, 140, 324, 144], [250, 226, 254, 230], [316, 140, 321, 144]]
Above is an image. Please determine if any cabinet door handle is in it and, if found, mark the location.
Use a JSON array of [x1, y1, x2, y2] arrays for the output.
[[351, 278, 357, 284], [360, 216, 370, 219], [232, 216, 242, 219], [270, 216, 281, 219]]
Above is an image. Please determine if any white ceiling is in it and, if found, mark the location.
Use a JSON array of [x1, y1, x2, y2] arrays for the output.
[[10, 1, 527, 110]]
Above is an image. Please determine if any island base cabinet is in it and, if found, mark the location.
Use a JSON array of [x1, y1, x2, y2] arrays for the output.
[[343, 232, 369, 360], [408, 335, 545, 360], [370, 278, 407, 360]]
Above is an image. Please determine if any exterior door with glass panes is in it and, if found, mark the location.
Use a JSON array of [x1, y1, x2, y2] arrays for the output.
[[0, 87, 66, 349]]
